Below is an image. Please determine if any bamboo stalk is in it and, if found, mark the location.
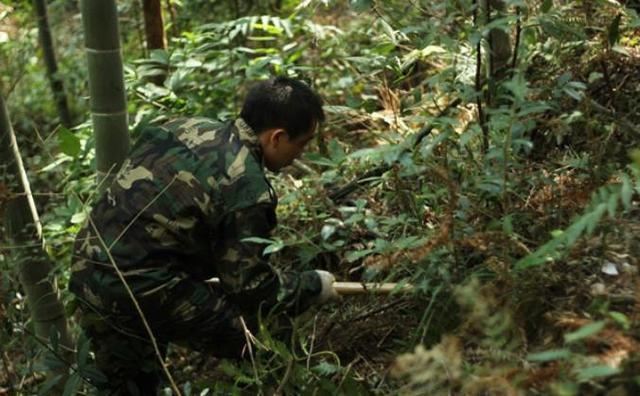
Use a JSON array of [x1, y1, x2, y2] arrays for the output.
[[206, 278, 413, 295], [34, 0, 72, 127], [80, 0, 130, 187]]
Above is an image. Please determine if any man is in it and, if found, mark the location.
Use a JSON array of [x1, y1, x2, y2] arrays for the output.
[[69, 77, 338, 394]]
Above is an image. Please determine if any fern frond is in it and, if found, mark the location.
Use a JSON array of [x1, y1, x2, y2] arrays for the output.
[[516, 166, 640, 269]]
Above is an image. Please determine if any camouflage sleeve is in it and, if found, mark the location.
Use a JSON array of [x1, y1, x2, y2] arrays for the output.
[[215, 203, 322, 316]]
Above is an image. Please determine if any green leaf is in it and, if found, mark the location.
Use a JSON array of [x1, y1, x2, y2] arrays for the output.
[[586, 204, 606, 234], [62, 373, 82, 396], [78, 364, 108, 386], [564, 321, 605, 343], [460, 127, 480, 147], [502, 215, 513, 235], [345, 249, 374, 262], [321, 224, 336, 240], [608, 14, 622, 47], [621, 175, 633, 209], [350, 0, 373, 13], [607, 191, 619, 218], [49, 326, 60, 353], [349, 145, 399, 161], [527, 348, 571, 362], [263, 240, 285, 254], [77, 332, 90, 367], [588, 72, 604, 83], [612, 45, 630, 56], [149, 49, 169, 64], [575, 365, 621, 382], [312, 361, 342, 376], [42, 351, 68, 372], [70, 211, 86, 225], [241, 237, 275, 244], [38, 374, 63, 396], [218, 360, 254, 384], [304, 152, 336, 167], [183, 381, 192, 396], [541, 0, 553, 13], [563, 87, 583, 101], [58, 128, 81, 157], [328, 139, 346, 162], [609, 311, 630, 330]]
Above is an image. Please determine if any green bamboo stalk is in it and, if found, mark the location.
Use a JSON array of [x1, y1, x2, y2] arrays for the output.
[[33, 0, 73, 127], [0, 95, 73, 364], [80, 0, 130, 187]]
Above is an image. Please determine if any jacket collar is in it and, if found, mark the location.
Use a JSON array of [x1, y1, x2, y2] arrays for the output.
[[233, 118, 276, 201], [233, 118, 264, 166]]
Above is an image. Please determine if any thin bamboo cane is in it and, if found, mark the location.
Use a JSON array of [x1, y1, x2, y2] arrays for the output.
[[0, 95, 73, 378]]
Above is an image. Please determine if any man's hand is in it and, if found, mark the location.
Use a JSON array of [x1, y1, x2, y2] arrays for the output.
[[314, 270, 340, 304]]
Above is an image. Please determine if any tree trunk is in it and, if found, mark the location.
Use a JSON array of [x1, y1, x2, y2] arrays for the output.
[[141, 0, 167, 85], [80, 0, 130, 188], [141, 0, 167, 51], [0, 94, 73, 368], [33, 0, 73, 127], [482, 0, 512, 81]]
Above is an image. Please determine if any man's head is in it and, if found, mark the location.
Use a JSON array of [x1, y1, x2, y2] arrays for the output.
[[240, 76, 324, 172]]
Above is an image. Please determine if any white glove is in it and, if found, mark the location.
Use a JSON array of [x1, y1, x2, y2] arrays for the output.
[[314, 270, 339, 304]]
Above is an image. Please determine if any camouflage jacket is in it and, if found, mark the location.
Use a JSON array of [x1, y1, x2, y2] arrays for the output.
[[70, 118, 321, 317]]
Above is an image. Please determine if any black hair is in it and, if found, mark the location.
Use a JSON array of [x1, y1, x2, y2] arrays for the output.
[[240, 76, 325, 140]]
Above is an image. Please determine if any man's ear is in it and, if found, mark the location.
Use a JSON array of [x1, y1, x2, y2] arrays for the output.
[[269, 128, 287, 147]]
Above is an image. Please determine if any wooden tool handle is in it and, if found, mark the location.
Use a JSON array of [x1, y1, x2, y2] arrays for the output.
[[333, 282, 413, 295], [206, 278, 412, 295]]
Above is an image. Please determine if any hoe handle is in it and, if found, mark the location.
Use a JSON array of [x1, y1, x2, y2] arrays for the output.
[[333, 282, 413, 295], [206, 278, 412, 295]]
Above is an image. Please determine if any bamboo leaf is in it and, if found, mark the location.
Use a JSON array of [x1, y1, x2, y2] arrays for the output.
[[62, 373, 82, 396], [564, 321, 605, 343], [607, 191, 619, 218], [241, 237, 275, 245], [263, 240, 285, 254], [78, 364, 108, 385], [38, 374, 63, 396], [43, 351, 68, 371], [49, 326, 60, 353], [77, 333, 90, 367], [621, 174, 632, 209], [575, 365, 621, 382], [608, 14, 622, 47], [586, 204, 606, 234], [527, 348, 571, 362]]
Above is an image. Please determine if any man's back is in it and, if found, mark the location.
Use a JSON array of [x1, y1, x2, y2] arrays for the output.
[[70, 117, 276, 308]]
